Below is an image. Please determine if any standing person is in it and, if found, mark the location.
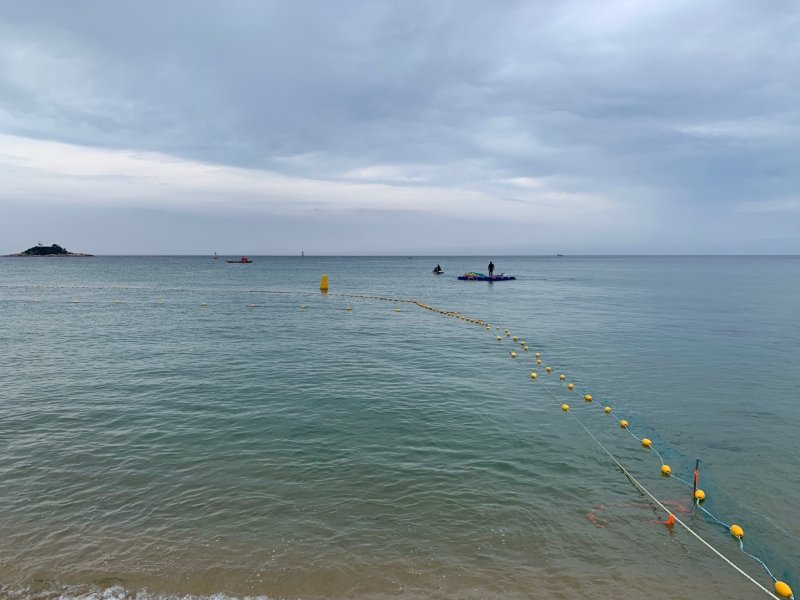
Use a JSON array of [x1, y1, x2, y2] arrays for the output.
[[488, 260, 494, 277]]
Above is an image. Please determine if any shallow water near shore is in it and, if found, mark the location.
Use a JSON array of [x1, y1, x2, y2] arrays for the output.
[[1, 255, 798, 599]]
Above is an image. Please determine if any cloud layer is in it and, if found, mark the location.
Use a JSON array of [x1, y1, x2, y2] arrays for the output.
[[1, 0, 798, 253]]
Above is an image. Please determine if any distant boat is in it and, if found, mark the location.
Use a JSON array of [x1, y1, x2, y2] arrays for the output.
[[227, 256, 253, 264], [301, 250, 304, 257], [556, 253, 564, 257], [213, 252, 219, 260]]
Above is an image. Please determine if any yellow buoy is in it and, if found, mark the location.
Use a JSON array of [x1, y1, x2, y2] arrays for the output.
[[395, 307, 401, 312], [249, 304, 257, 308], [730, 524, 744, 538], [694, 489, 706, 501], [513, 336, 518, 342], [559, 374, 565, 381], [530, 372, 538, 379], [661, 464, 671, 476], [584, 394, 592, 402], [546, 366, 552, 373], [320, 274, 329, 291], [511, 352, 517, 358], [346, 306, 352, 311], [642, 438, 652, 448], [775, 581, 793, 598], [604, 406, 612, 414], [536, 359, 542, 364], [620, 419, 629, 428], [486, 325, 491, 330], [505, 332, 510, 337], [524, 346, 529, 351], [562, 404, 569, 411], [567, 383, 574, 390], [496, 336, 501, 341]]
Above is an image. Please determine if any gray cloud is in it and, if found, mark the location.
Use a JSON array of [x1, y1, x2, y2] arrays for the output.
[[0, 0, 798, 253]]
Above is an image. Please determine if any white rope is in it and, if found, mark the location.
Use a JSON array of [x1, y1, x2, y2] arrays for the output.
[[563, 409, 780, 598]]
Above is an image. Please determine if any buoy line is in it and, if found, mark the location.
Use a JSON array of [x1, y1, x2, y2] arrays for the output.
[[487, 320, 794, 599], [334, 289, 795, 600], [346, 291, 794, 598]]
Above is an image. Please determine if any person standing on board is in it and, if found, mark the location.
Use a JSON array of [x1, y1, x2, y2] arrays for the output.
[[488, 260, 495, 277]]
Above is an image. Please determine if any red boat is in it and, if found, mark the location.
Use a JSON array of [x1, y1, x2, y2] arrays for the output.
[[226, 256, 253, 263]]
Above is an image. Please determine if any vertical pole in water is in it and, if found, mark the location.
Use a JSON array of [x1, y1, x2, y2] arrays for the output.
[[693, 458, 700, 503]]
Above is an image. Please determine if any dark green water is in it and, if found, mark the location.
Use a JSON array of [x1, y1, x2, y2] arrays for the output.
[[1, 256, 797, 599]]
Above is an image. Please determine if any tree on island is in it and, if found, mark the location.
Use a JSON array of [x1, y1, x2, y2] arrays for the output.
[[22, 243, 70, 256]]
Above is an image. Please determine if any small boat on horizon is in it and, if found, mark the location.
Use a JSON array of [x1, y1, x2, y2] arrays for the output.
[[213, 252, 219, 260], [227, 256, 253, 264]]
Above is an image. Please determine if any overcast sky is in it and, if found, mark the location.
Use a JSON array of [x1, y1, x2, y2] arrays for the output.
[[1, 0, 798, 254]]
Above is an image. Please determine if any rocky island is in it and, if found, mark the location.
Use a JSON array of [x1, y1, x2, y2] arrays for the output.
[[7, 243, 93, 257]]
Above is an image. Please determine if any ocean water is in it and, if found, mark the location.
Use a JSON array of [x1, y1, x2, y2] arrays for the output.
[[0, 255, 798, 600]]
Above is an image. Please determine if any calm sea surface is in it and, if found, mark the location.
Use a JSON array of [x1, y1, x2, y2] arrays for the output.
[[1, 256, 798, 600]]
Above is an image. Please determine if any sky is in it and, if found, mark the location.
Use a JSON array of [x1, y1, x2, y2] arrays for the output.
[[1, 0, 798, 255]]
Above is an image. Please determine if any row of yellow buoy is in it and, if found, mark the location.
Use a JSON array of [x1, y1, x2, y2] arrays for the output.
[[487, 320, 793, 600], [333, 287, 793, 600]]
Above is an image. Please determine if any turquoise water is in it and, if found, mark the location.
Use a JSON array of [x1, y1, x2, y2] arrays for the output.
[[1, 256, 798, 600]]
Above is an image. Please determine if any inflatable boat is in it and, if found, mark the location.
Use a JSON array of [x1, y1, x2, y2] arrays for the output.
[[458, 272, 516, 281]]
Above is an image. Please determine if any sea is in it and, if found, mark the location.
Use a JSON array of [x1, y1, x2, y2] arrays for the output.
[[0, 255, 798, 600]]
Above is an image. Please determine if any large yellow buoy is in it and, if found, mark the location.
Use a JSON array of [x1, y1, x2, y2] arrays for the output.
[[530, 372, 538, 379], [511, 352, 517, 358], [604, 406, 612, 414], [496, 336, 501, 341], [620, 420, 629, 428], [559, 374, 565, 381], [320, 274, 329, 291], [513, 336, 518, 342], [694, 489, 706, 501], [730, 524, 744, 539], [519, 340, 525, 346], [661, 464, 671, 476], [536, 358, 542, 364], [535, 352, 541, 358], [641, 438, 652, 448], [567, 383, 574, 390], [545, 366, 552, 373], [584, 394, 592, 402], [562, 404, 569, 411], [775, 581, 793, 598]]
